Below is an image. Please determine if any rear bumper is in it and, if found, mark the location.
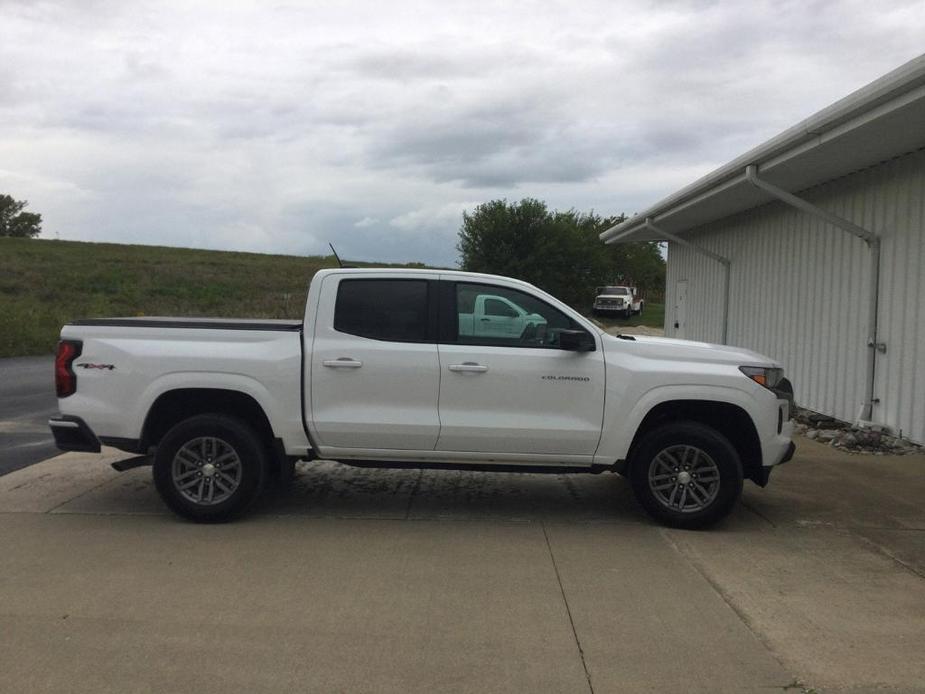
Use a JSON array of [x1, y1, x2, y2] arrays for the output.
[[48, 416, 101, 453]]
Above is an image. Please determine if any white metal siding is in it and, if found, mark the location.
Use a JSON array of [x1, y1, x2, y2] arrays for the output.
[[664, 148, 925, 443]]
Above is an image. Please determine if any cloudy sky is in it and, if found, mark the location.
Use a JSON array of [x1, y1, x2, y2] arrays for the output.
[[1, 1, 922, 266]]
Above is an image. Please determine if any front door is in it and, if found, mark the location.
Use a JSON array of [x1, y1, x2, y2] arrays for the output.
[[310, 275, 441, 451], [436, 280, 606, 458]]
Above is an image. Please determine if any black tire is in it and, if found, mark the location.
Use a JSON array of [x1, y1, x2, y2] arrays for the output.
[[153, 414, 267, 523], [628, 422, 743, 529]]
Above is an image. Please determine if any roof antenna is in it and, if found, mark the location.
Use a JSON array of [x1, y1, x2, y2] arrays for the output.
[[329, 243, 344, 268]]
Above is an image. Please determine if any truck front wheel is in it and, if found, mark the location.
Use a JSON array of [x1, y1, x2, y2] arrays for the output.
[[153, 414, 267, 523], [628, 422, 743, 528]]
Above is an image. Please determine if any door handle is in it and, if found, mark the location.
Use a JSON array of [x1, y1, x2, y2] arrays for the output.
[[448, 362, 488, 373], [323, 358, 363, 368], [480, 318, 491, 322]]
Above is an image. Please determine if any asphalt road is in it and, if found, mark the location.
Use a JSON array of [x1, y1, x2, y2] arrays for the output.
[[0, 356, 58, 476]]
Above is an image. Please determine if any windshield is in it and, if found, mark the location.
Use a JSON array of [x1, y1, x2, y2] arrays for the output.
[[600, 286, 630, 295]]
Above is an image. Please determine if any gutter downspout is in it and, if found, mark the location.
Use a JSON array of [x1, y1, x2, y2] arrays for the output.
[[745, 164, 882, 423], [644, 218, 732, 345]]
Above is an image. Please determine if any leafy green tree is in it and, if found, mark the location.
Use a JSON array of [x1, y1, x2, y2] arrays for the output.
[[0, 195, 42, 238], [457, 198, 664, 310]]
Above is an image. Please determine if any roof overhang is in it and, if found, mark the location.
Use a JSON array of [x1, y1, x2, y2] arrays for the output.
[[602, 53, 925, 244]]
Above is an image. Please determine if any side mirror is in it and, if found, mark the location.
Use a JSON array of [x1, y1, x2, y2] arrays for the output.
[[559, 329, 595, 352]]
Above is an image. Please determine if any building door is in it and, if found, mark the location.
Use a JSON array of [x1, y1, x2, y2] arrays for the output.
[[674, 280, 688, 338]]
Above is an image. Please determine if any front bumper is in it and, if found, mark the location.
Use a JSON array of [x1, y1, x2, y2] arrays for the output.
[[752, 441, 796, 487], [48, 415, 101, 453]]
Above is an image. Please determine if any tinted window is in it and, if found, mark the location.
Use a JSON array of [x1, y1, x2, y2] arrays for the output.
[[334, 279, 430, 342], [454, 282, 587, 349]]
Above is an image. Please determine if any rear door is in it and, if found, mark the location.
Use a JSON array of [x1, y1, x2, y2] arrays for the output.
[[435, 279, 606, 458], [309, 274, 440, 451]]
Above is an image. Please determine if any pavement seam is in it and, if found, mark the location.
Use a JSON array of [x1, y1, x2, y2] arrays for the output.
[[45, 475, 122, 514], [850, 530, 925, 580], [660, 528, 797, 685], [541, 521, 595, 694], [741, 500, 777, 528]]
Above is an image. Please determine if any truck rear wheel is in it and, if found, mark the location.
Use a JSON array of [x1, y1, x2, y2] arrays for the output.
[[628, 422, 743, 529], [153, 414, 267, 523]]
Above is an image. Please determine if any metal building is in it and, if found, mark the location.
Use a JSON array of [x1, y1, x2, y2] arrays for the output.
[[601, 54, 925, 444]]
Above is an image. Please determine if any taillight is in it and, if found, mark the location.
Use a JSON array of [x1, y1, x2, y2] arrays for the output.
[[55, 340, 82, 398]]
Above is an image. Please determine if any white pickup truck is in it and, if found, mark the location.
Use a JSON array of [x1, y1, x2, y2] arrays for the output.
[[50, 269, 795, 527], [593, 286, 643, 318], [458, 290, 547, 340]]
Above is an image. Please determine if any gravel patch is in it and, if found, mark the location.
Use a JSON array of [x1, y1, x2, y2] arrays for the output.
[[793, 407, 923, 455]]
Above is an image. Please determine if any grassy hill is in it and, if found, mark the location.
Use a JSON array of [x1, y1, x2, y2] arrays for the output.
[[0, 238, 428, 357], [0, 237, 665, 358]]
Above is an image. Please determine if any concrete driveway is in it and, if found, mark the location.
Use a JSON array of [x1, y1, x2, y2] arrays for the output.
[[0, 437, 923, 693]]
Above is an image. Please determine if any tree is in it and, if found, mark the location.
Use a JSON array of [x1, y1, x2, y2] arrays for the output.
[[0, 195, 42, 238], [457, 198, 664, 310]]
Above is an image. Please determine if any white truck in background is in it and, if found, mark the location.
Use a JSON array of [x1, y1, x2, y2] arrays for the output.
[[50, 269, 795, 527], [593, 285, 644, 318]]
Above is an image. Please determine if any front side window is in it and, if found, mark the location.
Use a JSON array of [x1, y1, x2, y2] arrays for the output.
[[453, 282, 587, 348], [334, 279, 429, 342]]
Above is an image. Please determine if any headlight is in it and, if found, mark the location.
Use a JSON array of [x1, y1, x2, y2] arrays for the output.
[[739, 365, 784, 389]]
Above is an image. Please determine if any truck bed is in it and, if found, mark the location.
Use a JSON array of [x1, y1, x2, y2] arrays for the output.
[[57, 317, 309, 456], [70, 317, 302, 332]]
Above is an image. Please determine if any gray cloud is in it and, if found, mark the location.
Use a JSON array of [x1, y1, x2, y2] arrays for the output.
[[0, 0, 922, 266]]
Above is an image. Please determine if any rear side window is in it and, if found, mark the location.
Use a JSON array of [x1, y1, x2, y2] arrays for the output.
[[334, 279, 430, 342]]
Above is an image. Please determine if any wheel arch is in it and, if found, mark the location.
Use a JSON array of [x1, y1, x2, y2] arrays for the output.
[[141, 388, 280, 465], [625, 400, 763, 485]]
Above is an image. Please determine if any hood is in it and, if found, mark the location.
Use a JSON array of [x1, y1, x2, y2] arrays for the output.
[[606, 334, 780, 367]]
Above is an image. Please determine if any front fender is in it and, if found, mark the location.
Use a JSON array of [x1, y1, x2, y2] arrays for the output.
[[593, 383, 763, 464]]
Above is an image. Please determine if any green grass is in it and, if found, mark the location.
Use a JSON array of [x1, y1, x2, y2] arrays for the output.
[[585, 302, 665, 331], [0, 238, 429, 358]]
